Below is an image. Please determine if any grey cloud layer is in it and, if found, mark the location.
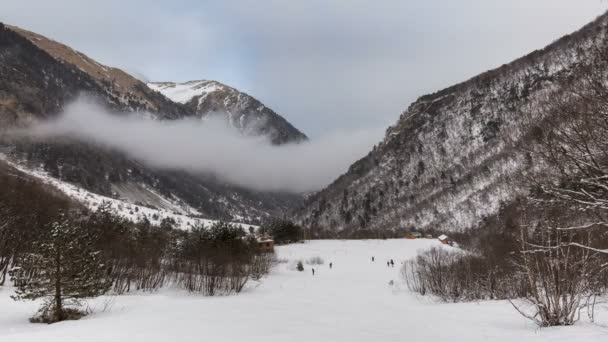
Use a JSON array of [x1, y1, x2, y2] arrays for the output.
[[25, 99, 383, 193], [1, 1, 605, 138]]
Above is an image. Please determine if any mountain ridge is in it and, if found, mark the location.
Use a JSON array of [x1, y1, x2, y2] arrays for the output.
[[0, 22, 305, 224], [294, 12, 608, 237], [147, 80, 308, 144]]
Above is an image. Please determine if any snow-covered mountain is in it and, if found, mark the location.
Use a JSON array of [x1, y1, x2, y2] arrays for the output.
[[148, 80, 225, 104], [295, 12, 608, 237], [0, 153, 256, 230], [148, 80, 307, 145], [0, 23, 303, 225]]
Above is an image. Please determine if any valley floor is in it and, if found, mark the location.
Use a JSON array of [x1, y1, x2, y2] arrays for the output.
[[2, 239, 608, 341]]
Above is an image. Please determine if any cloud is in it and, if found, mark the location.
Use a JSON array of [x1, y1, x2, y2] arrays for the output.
[[23, 98, 384, 193], [1, 1, 604, 139]]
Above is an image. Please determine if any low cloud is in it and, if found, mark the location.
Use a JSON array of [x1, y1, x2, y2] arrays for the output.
[[22, 98, 384, 193]]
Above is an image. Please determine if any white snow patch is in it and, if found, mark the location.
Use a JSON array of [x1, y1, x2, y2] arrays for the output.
[[147, 81, 224, 104]]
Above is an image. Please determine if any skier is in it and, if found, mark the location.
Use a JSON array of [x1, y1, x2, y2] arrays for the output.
[[386, 261, 390, 267], [390, 259, 395, 267], [312, 268, 315, 276], [372, 256, 375, 262], [329, 262, 333, 269]]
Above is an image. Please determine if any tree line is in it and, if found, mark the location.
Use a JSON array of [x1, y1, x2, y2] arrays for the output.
[[0, 172, 276, 323]]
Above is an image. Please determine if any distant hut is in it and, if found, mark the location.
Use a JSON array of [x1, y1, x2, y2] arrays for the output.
[[257, 237, 275, 253], [405, 231, 422, 239], [438, 234, 453, 245]]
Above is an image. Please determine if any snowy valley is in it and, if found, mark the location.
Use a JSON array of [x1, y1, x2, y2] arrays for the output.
[[2, 2, 608, 341], [2, 240, 606, 342]]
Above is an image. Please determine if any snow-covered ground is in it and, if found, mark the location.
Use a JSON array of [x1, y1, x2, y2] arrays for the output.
[[2, 239, 607, 341], [0, 154, 255, 231]]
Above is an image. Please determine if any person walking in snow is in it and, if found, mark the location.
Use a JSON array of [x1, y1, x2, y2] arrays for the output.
[[372, 256, 375, 262], [386, 261, 390, 267], [312, 268, 315, 276], [329, 262, 333, 269], [390, 259, 394, 267]]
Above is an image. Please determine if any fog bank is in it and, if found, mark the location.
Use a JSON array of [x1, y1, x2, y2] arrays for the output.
[[23, 99, 384, 193]]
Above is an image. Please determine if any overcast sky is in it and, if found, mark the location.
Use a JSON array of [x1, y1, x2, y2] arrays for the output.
[[2, 1, 606, 138]]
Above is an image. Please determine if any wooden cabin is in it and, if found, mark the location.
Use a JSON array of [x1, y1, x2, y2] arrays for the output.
[[257, 238, 275, 253], [405, 232, 422, 239], [438, 234, 453, 245]]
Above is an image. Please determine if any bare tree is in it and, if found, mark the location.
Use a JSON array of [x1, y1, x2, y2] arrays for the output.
[[510, 204, 605, 326], [510, 47, 608, 325]]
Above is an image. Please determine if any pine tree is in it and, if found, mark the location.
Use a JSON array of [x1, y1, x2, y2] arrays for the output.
[[10, 214, 110, 323]]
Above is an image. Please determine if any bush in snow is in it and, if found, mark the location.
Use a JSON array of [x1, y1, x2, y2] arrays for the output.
[[172, 221, 274, 296], [508, 199, 608, 327], [250, 253, 274, 281], [402, 247, 525, 302], [306, 256, 324, 265], [273, 257, 289, 264]]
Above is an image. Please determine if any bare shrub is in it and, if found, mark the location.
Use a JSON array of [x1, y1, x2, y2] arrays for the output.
[[510, 209, 607, 327], [251, 254, 274, 280], [305, 256, 324, 265], [170, 223, 275, 296], [273, 257, 289, 264], [402, 247, 525, 302]]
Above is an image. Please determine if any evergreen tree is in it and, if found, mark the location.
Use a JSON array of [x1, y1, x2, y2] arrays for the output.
[[10, 214, 110, 323], [259, 219, 303, 244]]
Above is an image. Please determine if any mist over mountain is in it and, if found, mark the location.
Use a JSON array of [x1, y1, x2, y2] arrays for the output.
[[0, 23, 313, 224], [148, 80, 308, 145], [20, 97, 381, 193]]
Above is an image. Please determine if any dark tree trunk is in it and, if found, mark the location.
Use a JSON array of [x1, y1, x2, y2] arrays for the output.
[[55, 249, 63, 322]]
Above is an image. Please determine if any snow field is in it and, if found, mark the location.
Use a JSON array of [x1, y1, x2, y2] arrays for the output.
[[2, 239, 608, 341]]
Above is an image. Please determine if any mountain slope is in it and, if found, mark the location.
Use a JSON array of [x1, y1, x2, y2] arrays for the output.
[[0, 24, 186, 125], [295, 13, 608, 237], [148, 80, 307, 144], [0, 23, 303, 224]]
